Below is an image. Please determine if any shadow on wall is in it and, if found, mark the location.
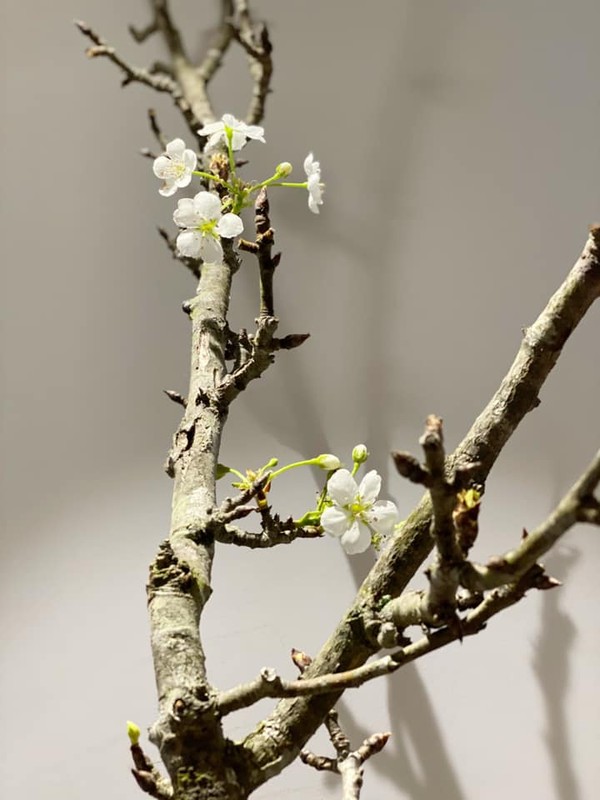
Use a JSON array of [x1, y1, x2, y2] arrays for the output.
[[532, 547, 581, 800], [321, 669, 466, 800]]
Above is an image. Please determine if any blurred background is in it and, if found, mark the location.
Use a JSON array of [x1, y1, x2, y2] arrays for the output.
[[2, 1, 600, 798]]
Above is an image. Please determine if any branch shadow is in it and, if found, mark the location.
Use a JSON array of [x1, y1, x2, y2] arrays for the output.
[[318, 674, 465, 800], [531, 546, 581, 800]]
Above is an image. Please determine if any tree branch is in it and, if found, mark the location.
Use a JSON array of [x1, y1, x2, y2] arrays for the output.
[[232, 0, 274, 123], [240, 226, 600, 790], [130, 740, 173, 799], [198, 1, 236, 84], [216, 559, 553, 722], [215, 522, 322, 548], [76, 20, 179, 95]]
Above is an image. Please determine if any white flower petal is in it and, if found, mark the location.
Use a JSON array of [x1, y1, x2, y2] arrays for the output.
[[159, 180, 178, 197], [166, 138, 185, 159], [216, 213, 244, 238], [358, 470, 381, 505], [199, 235, 223, 264], [221, 113, 238, 128], [366, 500, 399, 534], [321, 506, 351, 538], [193, 191, 222, 220], [327, 469, 358, 507], [304, 153, 317, 176], [176, 172, 193, 189], [153, 155, 172, 178], [341, 521, 372, 555], [183, 150, 198, 171], [176, 230, 202, 259], [205, 131, 224, 151], [308, 192, 321, 214], [198, 120, 223, 136], [243, 123, 266, 142], [230, 130, 247, 151], [173, 197, 199, 228]]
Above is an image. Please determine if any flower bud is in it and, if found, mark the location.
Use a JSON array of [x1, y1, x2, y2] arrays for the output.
[[275, 161, 293, 178], [316, 453, 342, 471], [352, 444, 369, 464], [127, 721, 141, 746]]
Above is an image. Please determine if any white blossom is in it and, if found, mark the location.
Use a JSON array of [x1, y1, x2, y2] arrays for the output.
[[304, 153, 323, 214], [152, 138, 197, 197], [320, 469, 399, 555], [198, 113, 265, 152], [173, 191, 243, 263]]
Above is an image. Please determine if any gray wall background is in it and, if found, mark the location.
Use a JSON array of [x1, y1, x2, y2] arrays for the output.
[[2, 1, 600, 798]]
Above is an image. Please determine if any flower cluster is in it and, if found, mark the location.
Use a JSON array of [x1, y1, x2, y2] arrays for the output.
[[173, 192, 243, 262], [151, 114, 324, 264], [320, 468, 399, 555]]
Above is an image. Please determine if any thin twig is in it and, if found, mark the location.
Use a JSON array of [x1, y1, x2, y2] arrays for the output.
[[216, 564, 551, 717], [76, 21, 179, 95], [198, 0, 236, 83], [215, 522, 322, 548], [232, 0, 274, 123], [130, 741, 173, 799]]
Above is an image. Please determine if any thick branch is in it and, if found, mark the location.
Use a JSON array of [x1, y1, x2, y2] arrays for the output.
[[149, 0, 216, 126], [147, 254, 246, 796], [241, 227, 600, 789]]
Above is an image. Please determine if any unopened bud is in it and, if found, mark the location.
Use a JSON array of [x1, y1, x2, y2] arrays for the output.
[[275, 161, 293, 178], [316, 453, 342, 470], [127, 721, 141, 746], [352, 444, 369, 464]]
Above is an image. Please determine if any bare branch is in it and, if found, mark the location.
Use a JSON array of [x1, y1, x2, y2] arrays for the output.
[[232, 0, 274, 123], [198, 1, 236, 84], [459, 447, 600, 591], [163, 389, 187, 408], [147, 108, 168, 149], [75, 21, 179, 95], [241, 226, 600, 790], [338, 733, 391, 800], [129, 19, 160, 44], [218, 562, 550, 722], [239, 188, 279, 318], [130, 741, 173, 799], [150, 0, 216, 126], [214, 522, 322, 548]]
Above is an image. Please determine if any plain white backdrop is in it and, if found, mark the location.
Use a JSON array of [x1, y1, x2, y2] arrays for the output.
[[2, 1, 600, 798]]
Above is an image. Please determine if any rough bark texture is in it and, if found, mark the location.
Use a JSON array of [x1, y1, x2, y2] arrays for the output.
[[148, 259, 247, 800]]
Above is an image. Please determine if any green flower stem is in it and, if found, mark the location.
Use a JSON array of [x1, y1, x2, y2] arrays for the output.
[[192, 170, 230, 189], [225, 129, 237, 177], [228, 467, 247, 482], [270, 458, 319, 480], [270, 181, 308, 189]]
